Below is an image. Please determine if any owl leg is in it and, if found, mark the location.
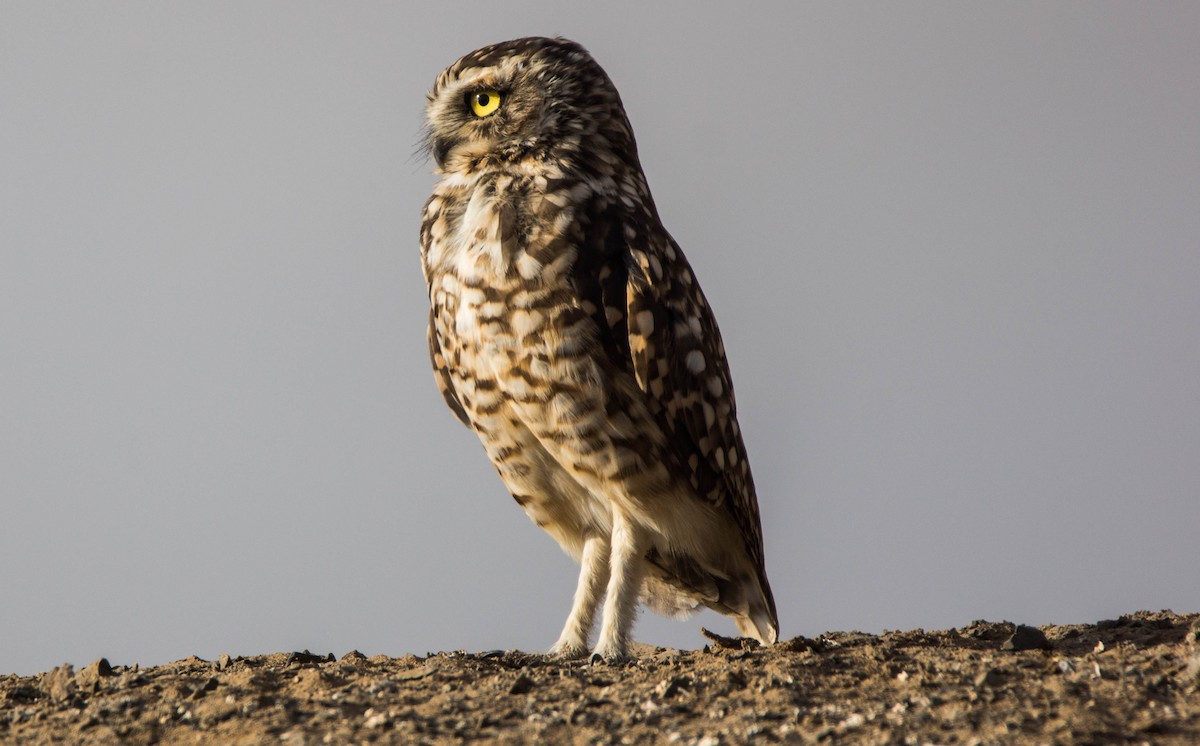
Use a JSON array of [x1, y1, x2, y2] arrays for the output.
[[549, 534, 610, 659], [592, 509, 647, 660]]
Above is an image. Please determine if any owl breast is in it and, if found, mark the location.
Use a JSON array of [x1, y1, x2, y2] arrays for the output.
[[425, 178, 629, 556], [426, 171, 729, 561]]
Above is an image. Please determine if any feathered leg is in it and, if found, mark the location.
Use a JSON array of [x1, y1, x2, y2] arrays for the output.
[[550, 534, 610, 658], [593, 509, 647, 660]]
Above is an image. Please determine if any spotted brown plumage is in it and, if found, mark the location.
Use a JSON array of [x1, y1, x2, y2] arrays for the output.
[[421, 37, 777, 659]]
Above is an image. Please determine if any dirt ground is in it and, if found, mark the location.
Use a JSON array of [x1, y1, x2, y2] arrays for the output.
[[3, 610, 1199, 745]]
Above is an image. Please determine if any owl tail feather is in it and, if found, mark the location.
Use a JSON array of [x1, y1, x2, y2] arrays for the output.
[[642, 547, 779, 644], [729, 571, 779, 645], [735, 604, 779, 645]]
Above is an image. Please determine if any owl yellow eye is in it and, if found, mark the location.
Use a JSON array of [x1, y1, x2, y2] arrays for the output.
[[468, 90, 502, 118]]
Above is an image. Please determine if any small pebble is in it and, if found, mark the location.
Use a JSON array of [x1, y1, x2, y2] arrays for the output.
[[364, 708, 389, 728]]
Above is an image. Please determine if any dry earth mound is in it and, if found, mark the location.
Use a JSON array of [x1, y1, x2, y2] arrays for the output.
[[3, 610, 1199, 744]]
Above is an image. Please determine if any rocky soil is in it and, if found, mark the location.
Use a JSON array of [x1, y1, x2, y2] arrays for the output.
[[3, 610, 1199, 744]]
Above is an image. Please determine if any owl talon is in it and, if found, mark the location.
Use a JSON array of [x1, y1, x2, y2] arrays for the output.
[[588, 651, 628, 666], [589, 639, 630, 663], [588, 649, 631, 665]]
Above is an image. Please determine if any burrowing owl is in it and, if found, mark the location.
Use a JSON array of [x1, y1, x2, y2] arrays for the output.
[[421, 37, 777, 659]]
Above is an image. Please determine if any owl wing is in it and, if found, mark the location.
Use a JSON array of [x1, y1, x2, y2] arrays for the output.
[[580, 202, 766, 571], [627, 242, 764, 560], [593, 206, 778, 641]]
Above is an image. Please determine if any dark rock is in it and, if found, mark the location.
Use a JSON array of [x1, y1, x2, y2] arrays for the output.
[[1003, 625, 1051, 651], [75, 659, 112, 696], [960, 620, 1015, 642], [974, 667, 1005, 688], [75, 658, 115, 691], [4, 685, 40, 702], [507, 674, 535, 695], [190, 676, 220, 700], [655, 676, 690, 698], [286, 650, 333, 665]]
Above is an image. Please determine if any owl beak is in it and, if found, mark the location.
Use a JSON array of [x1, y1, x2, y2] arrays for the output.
[[432, 136, 455, 169]]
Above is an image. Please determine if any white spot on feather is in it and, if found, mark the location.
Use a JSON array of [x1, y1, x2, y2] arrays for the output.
[[516, 252, 542, 280], [511, 309, 544, 340]]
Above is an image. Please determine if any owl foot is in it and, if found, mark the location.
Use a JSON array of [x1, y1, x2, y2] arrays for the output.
[[589, 640, 630, 663], [548, 637, 590, 660]]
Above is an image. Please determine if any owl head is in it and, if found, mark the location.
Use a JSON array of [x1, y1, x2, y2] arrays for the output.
[[424, 37, 637, 174]]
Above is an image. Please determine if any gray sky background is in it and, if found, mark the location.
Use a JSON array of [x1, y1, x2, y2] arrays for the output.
[[2, 3, 1198, 676]]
